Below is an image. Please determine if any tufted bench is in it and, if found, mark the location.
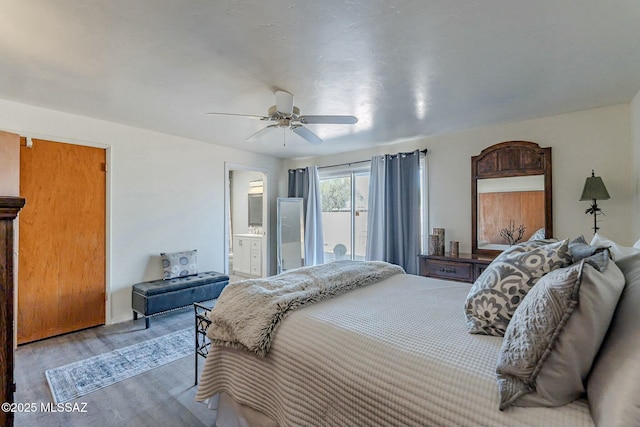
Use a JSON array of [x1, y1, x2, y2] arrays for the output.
[[132, 271, 229, 328]]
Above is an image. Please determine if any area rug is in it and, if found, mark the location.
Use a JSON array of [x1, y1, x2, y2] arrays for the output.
[[45, 327, 194, 403]]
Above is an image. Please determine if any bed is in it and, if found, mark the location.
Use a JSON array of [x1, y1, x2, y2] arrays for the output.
[[195, 242, 640, 427]]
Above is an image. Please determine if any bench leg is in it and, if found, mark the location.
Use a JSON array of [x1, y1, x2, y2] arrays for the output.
[[133, 311, 150, 328]]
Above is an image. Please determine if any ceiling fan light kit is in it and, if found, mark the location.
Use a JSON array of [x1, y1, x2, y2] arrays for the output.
[[207, 90, 357, 145]]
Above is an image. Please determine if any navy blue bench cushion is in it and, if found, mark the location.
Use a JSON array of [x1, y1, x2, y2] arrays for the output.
[[133, 271, 228, 296]]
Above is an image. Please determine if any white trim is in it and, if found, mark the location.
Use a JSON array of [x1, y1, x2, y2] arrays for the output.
[[0, 127, 110, 149], [104, 145, 112, 325]]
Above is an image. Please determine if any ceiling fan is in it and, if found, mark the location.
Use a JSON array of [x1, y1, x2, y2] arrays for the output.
[[207, 90, 358, 145]]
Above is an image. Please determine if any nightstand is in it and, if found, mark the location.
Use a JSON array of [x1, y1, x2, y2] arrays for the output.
[[418, 253, 495, 283]]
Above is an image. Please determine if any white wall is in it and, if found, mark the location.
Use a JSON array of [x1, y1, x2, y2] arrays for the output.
[[0, 99, 283, 324], [285, 104, 633, 252], [631, 91, 640, 239]]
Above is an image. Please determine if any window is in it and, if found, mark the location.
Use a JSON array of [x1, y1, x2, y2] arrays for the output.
[[319, 167, 370, 262], [318, 151, 428, 264]]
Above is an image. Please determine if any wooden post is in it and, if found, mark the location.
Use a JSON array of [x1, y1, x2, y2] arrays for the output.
[[0, 196, 25, 427]]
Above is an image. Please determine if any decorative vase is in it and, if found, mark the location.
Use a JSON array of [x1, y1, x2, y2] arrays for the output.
[[450, 241, 459, 257], [428, 235, 439, 256], [433, 228, 445, 256]]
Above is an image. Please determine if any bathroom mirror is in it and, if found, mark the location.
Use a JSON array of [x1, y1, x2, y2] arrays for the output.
[[472, 141, 552, 256], [248, 194, 263, 227]]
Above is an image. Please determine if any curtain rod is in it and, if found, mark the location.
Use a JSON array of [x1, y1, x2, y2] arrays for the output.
[[317, 159, 370, 170], [315, 148, 428, 170]]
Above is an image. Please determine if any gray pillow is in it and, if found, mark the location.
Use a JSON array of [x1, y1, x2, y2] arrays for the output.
[[527, 228, 546, 241], [569, 235, 608, 263], [590, 233, 640, 262], [465, 239, 572, 336], [587, 254, 640, 426], [497, 260, 625, 410], [161, 249, 198, 279], [580, 249, 610, 272]]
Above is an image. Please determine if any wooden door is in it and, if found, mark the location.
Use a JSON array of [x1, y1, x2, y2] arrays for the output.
[[18, 139, 106, 344]]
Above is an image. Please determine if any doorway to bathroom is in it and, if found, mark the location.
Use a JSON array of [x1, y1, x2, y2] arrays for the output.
[[225, 163, 269, 281]]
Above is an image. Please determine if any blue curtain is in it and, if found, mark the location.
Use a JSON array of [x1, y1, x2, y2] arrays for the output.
[[366, 150, 421, 274], [288, 167, 325, 266], [288, 169, 309, 212], [366, 156, 386, 262]]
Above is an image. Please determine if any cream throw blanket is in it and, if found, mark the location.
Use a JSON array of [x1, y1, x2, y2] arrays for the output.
[[207, 260, 405, 357]]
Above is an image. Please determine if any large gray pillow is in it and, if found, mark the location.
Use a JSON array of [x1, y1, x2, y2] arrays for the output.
[[497, 260, 625, 410], [587, 253, 640, 426], [465, 239, 571, 336]]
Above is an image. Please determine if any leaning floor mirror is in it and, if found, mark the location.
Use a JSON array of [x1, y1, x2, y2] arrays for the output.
[[277, 197, 305, 274]]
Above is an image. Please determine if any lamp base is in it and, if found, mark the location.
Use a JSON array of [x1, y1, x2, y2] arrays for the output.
[[587, 199, 603, 234]]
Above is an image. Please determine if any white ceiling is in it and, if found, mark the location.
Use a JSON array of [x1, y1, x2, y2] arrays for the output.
[[1, 1, 639, 159]]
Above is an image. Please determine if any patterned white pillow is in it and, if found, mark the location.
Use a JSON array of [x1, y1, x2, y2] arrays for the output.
[[161, 249, 198, 279], [464, 239, 571, 336]]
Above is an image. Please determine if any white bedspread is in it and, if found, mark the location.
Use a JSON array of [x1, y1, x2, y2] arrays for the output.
[[196, 274, 594, 427]]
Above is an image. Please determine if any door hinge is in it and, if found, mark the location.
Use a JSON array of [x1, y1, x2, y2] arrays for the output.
[[102, 163, 108, 172]]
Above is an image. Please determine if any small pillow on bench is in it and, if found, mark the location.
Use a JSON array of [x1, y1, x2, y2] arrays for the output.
[[161, 249, 198, 279]]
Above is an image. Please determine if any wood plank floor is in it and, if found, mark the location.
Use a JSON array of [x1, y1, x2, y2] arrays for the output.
[[14, 305, 217, 427]]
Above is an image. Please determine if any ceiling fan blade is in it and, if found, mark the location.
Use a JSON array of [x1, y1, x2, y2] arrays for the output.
[[207, 112, 269, 120], [291, 125, 323, 145], [298, 115, 358, 125], [275, 90, 294, 115], [246, 125, 278, 142]]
